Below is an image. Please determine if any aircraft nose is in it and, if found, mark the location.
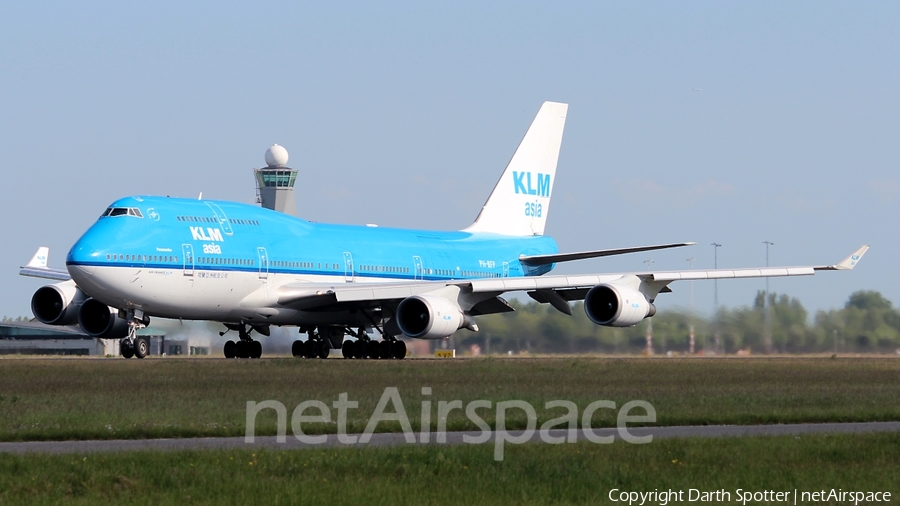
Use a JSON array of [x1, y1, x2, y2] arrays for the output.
[[66, 240, 99, 278]]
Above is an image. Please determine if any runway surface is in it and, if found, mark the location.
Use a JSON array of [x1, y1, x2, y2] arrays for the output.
[[1, 422, 898, 454]]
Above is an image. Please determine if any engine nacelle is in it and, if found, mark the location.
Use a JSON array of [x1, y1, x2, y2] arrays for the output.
[[396, 295, 464, 339], [584, 283, 656, 327], [31, 281, 86, 325], [78, 298, 128, 339]]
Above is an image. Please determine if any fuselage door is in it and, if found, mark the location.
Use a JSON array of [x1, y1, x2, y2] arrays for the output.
[[413, 256, 424, 280], [257, 247, 269, 280], [343, 252, 354, 282], [182, 244, 195, 276], [502, 261, 509, 278], [205, 202, 234, 236]]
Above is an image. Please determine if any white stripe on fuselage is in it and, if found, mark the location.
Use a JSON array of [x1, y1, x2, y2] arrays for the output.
[[70, 264, 440, 324]]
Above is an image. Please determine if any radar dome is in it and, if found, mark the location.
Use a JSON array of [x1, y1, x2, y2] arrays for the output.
[[265, 144, 289, 167]]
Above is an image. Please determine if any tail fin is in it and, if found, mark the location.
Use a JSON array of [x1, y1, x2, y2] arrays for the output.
[[463, 101, 568, 236], [27, 247, 50, 268]]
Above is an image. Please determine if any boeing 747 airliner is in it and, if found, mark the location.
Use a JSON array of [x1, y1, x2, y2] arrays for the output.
[[20, 102, 868, 359]]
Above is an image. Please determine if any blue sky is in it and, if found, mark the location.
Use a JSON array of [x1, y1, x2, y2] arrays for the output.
[[1, 2, 897, 319]]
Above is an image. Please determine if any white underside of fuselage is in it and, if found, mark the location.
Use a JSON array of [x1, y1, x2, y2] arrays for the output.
[[68, 264, 421, 327]]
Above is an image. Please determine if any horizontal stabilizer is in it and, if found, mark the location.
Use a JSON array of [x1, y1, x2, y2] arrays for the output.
[[519, 242, 696, 266]]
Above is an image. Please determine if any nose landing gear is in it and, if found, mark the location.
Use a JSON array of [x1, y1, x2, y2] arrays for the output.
[[120, 309, 150, 359]]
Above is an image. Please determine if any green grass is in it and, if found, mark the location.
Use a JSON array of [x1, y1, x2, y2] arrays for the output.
[[0, 433, 898, 505], [0, 356, 899, 441]]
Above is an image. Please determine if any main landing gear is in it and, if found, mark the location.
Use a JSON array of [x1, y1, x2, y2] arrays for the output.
[[292, 327, 407, 360], [342, 332, 407, 360], [221, 323, 265, 359], [120, 309, 150, 359], [291, 328, 332, 359]]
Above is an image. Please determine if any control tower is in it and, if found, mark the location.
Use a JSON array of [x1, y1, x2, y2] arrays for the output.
[[254, 144, 297, 215]]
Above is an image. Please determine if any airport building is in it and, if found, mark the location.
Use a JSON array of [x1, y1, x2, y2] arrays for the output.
[[0, 321, 111, 356], [0, 321, 175, 357]]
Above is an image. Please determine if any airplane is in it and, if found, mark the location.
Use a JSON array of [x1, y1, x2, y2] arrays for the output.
[[20, 101, 869, 359]]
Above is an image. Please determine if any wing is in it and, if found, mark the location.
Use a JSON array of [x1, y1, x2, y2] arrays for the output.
[[19, 247, 71, 281], [471, 245, 870, 305], [275, 245, 869, 315]]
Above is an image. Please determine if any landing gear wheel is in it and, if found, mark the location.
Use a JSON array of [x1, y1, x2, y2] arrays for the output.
[[364, 340, 378, 359], [235, 340, 249, 359], [291, 340, 304, 358], [391, 340, 407, 359], [316, 341, 330, 359], [121, 340, 134, 359], [224, 340, 236, 359], [133, 337, 149, 359], [342, 340, 354, 359], [251, 340, 262, 359], [378, 340, 394, 360], [344, 340, 357, 359]]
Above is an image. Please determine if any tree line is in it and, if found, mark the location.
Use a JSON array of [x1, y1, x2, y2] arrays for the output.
[[453, 290, 900, 355], [5, 290, 899, 355]]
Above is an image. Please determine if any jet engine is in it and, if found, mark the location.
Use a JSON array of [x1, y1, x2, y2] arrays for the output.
[[78, 298, 129, 339], [396, 295, 464, 339], [31, 281, 86, 325], [584, 283, 656, 327]]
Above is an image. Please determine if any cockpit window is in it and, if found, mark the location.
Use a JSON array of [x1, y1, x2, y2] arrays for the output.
[[102, 207, 144, 218]]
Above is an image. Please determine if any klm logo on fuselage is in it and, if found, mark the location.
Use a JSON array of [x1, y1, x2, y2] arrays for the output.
[[190, 226, 224, 242], [513, 172, 551, 197]]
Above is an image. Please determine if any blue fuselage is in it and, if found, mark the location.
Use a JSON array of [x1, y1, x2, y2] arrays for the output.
[[66, 196, 559, 288]]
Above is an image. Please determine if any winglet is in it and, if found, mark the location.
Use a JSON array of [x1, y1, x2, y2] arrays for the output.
[[26, 247, 50, 268], [815, 245, 869, 271]]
